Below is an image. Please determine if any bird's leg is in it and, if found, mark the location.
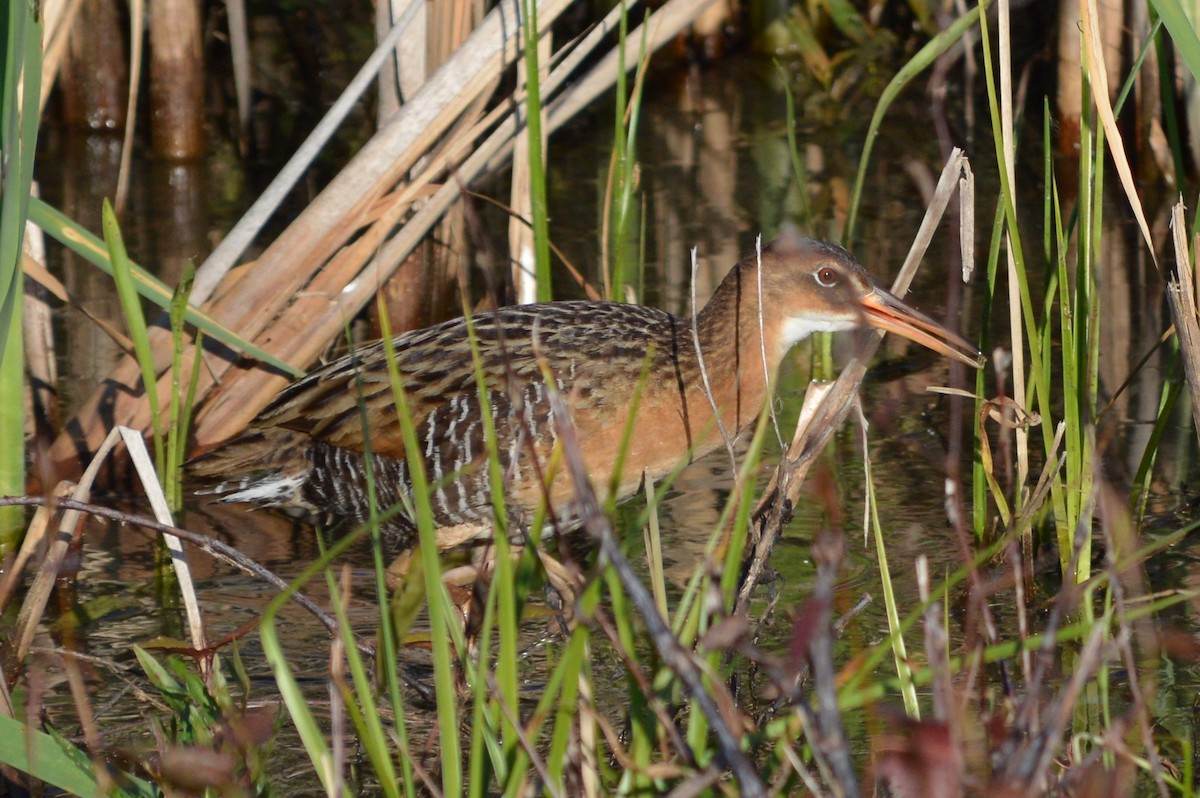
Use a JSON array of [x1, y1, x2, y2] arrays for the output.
[[537, 549, 580, 635], [495, 512, 581, 633]]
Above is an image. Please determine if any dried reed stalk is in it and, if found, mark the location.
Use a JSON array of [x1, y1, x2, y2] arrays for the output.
[[48, 0, 571, 470], [1165, 200, 1200, 448], [49, 0, 719, 472]]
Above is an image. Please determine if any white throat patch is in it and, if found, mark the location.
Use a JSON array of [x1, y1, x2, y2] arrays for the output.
[[779, 314, 859, 348]]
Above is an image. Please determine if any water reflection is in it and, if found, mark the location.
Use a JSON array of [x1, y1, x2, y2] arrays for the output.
[[40, 130, 230, 414], [47, 132, 124, 406]]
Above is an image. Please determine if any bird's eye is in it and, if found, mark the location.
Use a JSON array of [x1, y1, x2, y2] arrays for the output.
[[815, 266, 838, 287]]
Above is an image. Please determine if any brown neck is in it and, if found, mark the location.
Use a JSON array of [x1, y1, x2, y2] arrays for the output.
[[685, 261, 789, 452]]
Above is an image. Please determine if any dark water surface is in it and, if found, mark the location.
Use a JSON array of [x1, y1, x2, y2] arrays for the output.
[[27, 42, 1200, 793]]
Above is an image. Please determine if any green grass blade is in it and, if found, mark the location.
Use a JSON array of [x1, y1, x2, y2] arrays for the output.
[[103, 199, 164, 471], [1131, 376, 1181, 523], [165, 262, 198, 511], [0, 302, 21, 541], [357, 307, 414, 796], [863, 426, 919, 718], [605, 0, 629, 298], [521, 0, 552, 302], [379, 316, 463, 798], [0, 715, 98, 797], [0, 1, 41, 539], [459, 305, 522, 782], [0, 713, 155, 797], [543, 627, 591, 789], [28, 197, 304, 378], [836, 586, 1195, 712], [607, 9, 651, 300], [1150, 0, 1200, 84], [844, 0, 988, 242], [323, 561, 402, 798], [776, 59, 813, 232], [259, 526, 368, 798]]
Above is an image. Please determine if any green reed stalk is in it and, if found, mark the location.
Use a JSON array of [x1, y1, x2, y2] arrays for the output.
[[1182, 737, 1195, 798], [1116, 23, 1175, 524], [1131, 379, 1181, 523], [863, 434, 919, 718], [835, 514, 1198, 716], [166, 264, 201, 512], [977, 10, 1083, 574], [323, 553, 404, 798], [521, 0, 552, 302], [0, 1, 41, 541], [716, 410, 771, 605], [28, 198, 302, 377], [843, 0, 987, 244], [605, 3, 650, 301], [835, 586, 1191, 713], [459, 304, 522, 785], [378, 311, 463, 797], [260, 523, 370, 797], [643, 472, 668, 618], [973, 203, 1008, 536], [1155, 25, 1188, 183], [103, 200, 164, 472], [600, 402, 689, 786], [634, 405, 771, 764], [347, 335, 408, 797], [604, 0, 628, 299], [606, 564, 656, 795], [468, 580, 503, 796], [543, 589, 596, 789], [1076, 81, 1101, 583], [839, 530, 1011, 700], [776, 60, 812, 233], [834, 521, 1198, 713]]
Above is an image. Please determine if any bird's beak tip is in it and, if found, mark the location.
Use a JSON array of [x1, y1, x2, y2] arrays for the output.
[[861, 289, 983, 369]]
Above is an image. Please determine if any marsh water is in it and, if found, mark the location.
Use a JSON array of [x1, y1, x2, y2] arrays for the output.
[[28, 36, 1200, 793]]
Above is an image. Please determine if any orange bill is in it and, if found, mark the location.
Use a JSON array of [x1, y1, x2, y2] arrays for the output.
[[859, 289, 985, 368]]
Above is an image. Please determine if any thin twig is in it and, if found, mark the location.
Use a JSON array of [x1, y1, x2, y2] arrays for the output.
[[755, 236, 784, 448], [592, 607, 697, 767], [690, 246, 737, 471], [807, 530, 861, 798], [0, 494, 431, 689]]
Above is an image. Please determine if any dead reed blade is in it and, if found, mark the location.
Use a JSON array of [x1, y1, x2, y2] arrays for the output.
[[48, 0, 574, 472], [13, 426, 205, 666], [1166, 200, 1200, 450]]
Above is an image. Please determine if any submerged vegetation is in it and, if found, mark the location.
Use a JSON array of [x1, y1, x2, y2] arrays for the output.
[[3, 0, 1200, 795]]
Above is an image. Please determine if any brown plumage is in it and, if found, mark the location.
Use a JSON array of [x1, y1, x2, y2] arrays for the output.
[[195, 233, 981, 548]]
